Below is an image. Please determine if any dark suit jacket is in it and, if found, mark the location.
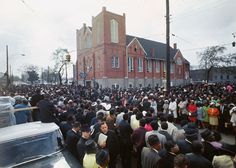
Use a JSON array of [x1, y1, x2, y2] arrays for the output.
[[95, 130, 120, 158], [158, 150, 176, 168], [176, 139, 192, 154], [159, 130, 173, 141], [59, 121, 72, 140], [202, 141, 219, 162], [66, 130, 81, 158], [38, 99, 57, 123], [131, 127, 147, 152], [141, 147, 160, 168], [76, 137, 90, 164], [186, 153, 213, 168]]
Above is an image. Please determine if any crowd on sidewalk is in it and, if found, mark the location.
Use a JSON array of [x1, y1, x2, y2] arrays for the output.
[[1, 82, 236, 168]]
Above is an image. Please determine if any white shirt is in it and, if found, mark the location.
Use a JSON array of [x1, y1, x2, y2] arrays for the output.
[[230, 113, 236, 126], [166, 121, 178, 137]]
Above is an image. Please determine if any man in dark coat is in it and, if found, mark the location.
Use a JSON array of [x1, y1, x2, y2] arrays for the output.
[[66, 122, 81, 158], [141, 134, 161, 168], [76, 124, 91, 164], [38, 94, 58, 124], [158, 140, 179, 168], [131, 118, 147, 168], [94, 121, 119, 168], [30, 88, 44, 121], [176, 123, 198, 154], [118, 113, 133, 168], [59, 114, 75, 140], [186, 141, 213, 168]]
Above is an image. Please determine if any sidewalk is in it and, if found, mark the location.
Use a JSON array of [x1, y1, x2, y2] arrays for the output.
[[221, 133, 235, 145]]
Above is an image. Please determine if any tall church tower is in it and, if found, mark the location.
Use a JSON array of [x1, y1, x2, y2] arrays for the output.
[[92, 7, 127, 85]]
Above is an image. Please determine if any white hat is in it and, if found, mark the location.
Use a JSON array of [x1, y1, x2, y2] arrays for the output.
[[230, 106, 236, 115], [210, 102, 215, 106], [91, 102, 97, 107], [100, 103, 111, 111], [142, 111, 147, 116]]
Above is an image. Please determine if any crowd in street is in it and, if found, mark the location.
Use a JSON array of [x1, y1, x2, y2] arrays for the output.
[[1, 82, 236, 168]]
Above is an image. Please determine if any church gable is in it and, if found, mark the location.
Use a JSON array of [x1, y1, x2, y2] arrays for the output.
[[127, 37, 147, 56]]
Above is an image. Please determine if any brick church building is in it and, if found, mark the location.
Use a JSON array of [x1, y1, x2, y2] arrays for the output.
[[76, 7, 190, 89]]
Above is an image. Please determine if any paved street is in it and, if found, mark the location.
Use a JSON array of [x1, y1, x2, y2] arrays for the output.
[[221, 132, 235, 145]]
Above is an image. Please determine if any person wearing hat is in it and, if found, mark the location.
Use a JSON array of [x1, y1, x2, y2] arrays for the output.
[[186, 140, 212, 168], [201, 129, 219, 162], [176, 123, 199, 154], [212, 144, 236, 168], [83, 140, 98, 168], [208, 102, 220, 131], [77, 124, 92, 164]]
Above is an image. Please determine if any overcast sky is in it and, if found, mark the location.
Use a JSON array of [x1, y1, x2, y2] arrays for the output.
[[0, 0, 235, 76]]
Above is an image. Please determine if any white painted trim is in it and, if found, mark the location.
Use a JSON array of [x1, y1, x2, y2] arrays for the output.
[[127, 37, 147, 55], [173, 49, 180, 59], [87, 26, 92, 33]]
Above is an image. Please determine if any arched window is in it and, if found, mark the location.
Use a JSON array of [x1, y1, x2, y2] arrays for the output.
[[110, 19, 119, 43], [96, 21, 101, 45]]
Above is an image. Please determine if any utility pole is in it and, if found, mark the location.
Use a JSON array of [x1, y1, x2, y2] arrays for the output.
[[166, 0, 171, 93], [65, 61, 68, 85], [47, 66, 50, 83], [41, 68, 44, 84], [6, 45, 9, 87], [83, 57, 86, 87]]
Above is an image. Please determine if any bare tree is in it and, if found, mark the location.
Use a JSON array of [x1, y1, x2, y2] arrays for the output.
[[52, 48, 69, 85], [198, 46, 226, 82], [21, 65, 39, 84]]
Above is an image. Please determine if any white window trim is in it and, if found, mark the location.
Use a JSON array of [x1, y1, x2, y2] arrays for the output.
[[112, 56, 119, 69], [147, 59, 152, 72], [110, 19, 119, 43], [138, 58, 143, 72], [128, 57, 134, 72], [156, 61, 160, 73]]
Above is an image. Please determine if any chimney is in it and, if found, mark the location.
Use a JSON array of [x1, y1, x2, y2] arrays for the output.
[[151, 48, 155, 57], [102, 6, 106, 12], [173, 43, 177, 49]]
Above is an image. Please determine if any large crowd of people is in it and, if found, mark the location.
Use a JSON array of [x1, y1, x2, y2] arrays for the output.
[[1, 82, 236, 168]]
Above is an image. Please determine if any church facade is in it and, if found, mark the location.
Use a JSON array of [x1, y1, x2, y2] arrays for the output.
[[76, 7, 190, 89]]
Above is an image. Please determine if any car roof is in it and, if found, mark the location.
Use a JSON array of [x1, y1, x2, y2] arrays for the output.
[[0, 122, 59, 143]]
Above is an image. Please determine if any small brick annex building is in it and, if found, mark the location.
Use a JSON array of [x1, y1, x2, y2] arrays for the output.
[[76, 7, 190, 89]]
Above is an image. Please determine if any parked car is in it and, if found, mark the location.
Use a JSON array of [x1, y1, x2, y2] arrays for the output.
[[0, 122, 82, 168]]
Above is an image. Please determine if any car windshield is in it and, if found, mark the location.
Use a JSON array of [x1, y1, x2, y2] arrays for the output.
[[0, 128, 63, 167]]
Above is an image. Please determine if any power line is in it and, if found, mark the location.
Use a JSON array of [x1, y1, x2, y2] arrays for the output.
[[182, 43, 232, 52], [171, 33, 195, 46], [172, 0, 229, 20], [20, 0, 35, 13]]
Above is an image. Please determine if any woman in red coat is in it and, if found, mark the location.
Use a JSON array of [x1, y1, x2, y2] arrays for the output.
[[187, 100, 197, 122]]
